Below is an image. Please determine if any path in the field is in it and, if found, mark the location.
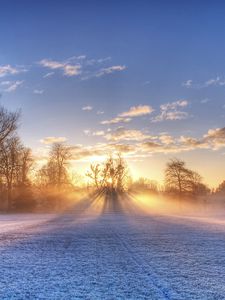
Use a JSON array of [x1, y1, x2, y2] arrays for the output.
[[0, 195, 225, 299]]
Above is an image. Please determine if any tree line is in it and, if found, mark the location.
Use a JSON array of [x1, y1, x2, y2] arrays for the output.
[[0, 104, 224, 211]]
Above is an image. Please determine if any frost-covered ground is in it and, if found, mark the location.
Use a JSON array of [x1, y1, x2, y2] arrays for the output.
[[0, 196, 225, 299]]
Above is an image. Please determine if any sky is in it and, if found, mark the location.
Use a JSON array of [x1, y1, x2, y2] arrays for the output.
[[0, 0, 225, 187]]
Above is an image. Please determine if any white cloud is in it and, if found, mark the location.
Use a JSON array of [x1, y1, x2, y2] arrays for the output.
[[177, 127, 225, 151], [183, 77, 225, 89], [83, 129, 91, 136], [182, 79, 193, 88], [101, 117, 131, 125], [119, 105, 154, 118], [86, 56, 111, 66], [39, 56, 126, 80], [67, 55, 87, 61], [179, 136, 207, 149], [63, 64, 81, 76], [105, 128, 151, 141], [152, 100, 189, 122], [0, 65, 26, 77], [159, 135, 174, 145], [93, 131, 105, 136], [83, 129, 91, 135], [101, 104, 153, 126], [36, 127, 225, 163], [0, 81, 11, 85], [201, 98, 210, 104], [96, 57, 111, 63], [82, 106, 93, 111], [43, 72, 54, 78], [39, 59, 81, 77], [39, 59, 63, 69], [33, 89, 44, 94], [96, 65, 126, 77], [40, 136, 67, 145], [203, 127, 225, 149], [83, 129, 105, 137], [205, 77, 224, 87], [1, 80, 24, 92], [156, 111, 189, 121], [160, 100, 188, 110]]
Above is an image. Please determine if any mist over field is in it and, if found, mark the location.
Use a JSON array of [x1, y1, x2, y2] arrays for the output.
[[1, 192, 225, 299]]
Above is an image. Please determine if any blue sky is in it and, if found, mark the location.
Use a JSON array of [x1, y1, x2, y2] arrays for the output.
[[1, 0, 225, 186]]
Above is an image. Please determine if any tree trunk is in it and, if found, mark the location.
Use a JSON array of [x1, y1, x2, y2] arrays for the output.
[[7, 183, 12, 212]]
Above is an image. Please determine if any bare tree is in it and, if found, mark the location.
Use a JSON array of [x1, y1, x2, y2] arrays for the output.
[[86, 154, 129, 194], [165, 158, 207, 197], [13, 147, 34, 211], [215, 180, 225, 194], [0, 106, 20, 144], [0, 137, 22, 210], [165, 159, 189, 196], [50, 143, 72, 191], [116, 154, 128, 191], [38, 143, 72, 192], [17, 147, 33, 187], [36, 143, 73, 209], [86, 164, 101, 190]]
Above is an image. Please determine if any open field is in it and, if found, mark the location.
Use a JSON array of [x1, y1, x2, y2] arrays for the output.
[[0, 195, 225, 299]]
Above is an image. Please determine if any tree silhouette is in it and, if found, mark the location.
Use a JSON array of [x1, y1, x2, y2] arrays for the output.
[[86, 154, 129, 195], [0, 136, 33, 210], [36, 143, 74, 209], [38, 143, 72, 192], [165, 158, 208, 197], [215, 180, 225, 194], [0, 106, 19, 144]]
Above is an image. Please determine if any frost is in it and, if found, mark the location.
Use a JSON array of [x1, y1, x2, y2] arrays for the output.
[[0, 210, 225, 299]]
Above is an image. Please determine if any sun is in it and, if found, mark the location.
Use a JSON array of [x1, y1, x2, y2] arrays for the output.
[[88, 155, 108, 163]]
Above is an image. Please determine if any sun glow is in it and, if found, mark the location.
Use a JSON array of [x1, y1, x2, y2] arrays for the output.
[[88, 155, 108, 163]]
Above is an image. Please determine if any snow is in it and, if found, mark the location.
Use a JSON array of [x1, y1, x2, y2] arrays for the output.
[[0, 197, 225, 299]]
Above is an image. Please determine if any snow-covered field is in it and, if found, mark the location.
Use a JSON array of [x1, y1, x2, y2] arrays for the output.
[[0, 196, 225, 299]]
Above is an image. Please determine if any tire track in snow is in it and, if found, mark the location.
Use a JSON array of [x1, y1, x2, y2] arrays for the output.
[[103, 215, 181, 300]]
